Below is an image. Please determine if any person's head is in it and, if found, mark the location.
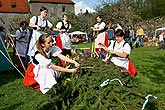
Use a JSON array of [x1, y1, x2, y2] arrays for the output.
[[115, 29, 125, 43], [62, 14, 68, 22], [128, 25, 131, 29], [137, 25, 142, 29], [36, 34, 53, 58], [96, 15, 103, 23], [160, 31, 164, 35], [109, 21, 112, 27], [117, 22, 122, 27], [20, 21, 28, 30], [39, 7, 48, 17]]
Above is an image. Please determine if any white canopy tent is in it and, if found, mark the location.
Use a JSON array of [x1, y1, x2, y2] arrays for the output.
[[154, 27, 165, 38], [69, 31, 88, 41]]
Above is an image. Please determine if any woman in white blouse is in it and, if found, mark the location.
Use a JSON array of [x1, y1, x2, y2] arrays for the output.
[[27, 7, 53, 61], [107, 29, 131, 70], [54, 14, 72, 56], [91, 15, 108, 52], [15, 21, 30, 58], [23, 34, 80, 94]]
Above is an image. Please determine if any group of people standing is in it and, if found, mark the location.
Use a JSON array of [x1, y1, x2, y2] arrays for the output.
[[14, 7, 79, 94], [15, 7, 137, 94], [15, 7, 72, 62]]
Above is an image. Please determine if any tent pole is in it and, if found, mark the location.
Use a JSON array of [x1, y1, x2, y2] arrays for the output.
[[6, 32, 26, 73], [0, 50, 24, 77], [9, 35, 26, 72]]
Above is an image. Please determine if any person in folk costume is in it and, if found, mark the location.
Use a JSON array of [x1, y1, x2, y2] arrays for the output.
[[23, 34, 80, 94], [27, 7, 53, 61], [53, 14, 72, 67], [91, 15, 108, 52], [15, 21, 30, 59], [100, 29, 136, 76]]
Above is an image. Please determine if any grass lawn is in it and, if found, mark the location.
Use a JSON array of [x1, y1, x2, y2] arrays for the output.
[[0, 42, 165, 110]]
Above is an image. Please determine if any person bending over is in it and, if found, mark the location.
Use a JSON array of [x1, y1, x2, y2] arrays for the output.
[[23, 34, 80, 94]]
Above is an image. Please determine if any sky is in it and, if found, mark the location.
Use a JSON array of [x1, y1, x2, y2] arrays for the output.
[[73, 0, 99, 15]]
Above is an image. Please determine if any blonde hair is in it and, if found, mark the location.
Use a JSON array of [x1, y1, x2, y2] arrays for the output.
[[36, 34, 50, 58]]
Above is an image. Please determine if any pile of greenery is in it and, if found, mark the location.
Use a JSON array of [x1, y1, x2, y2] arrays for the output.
[[37, 56, 163, 110]]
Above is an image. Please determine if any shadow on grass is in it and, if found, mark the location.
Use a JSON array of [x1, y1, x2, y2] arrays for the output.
[[0, 70, 22, 87]]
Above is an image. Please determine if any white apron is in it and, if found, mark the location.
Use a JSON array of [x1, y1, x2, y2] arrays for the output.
[[33, 64, 60, 94], [59, 33, 71, 49]]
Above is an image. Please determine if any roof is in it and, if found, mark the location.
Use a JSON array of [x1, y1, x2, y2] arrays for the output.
[[154, 27, 165, 37], [29, 0, 75, 4], [155, 27, 165, 31], [69, 31, 88, 38], [0, 0, 30, 13]]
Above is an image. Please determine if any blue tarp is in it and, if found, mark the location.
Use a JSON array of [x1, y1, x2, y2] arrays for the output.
[[0, 36, 13, 72]]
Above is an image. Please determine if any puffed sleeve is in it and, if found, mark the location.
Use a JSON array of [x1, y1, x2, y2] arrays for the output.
[[15, 30, 21, 39], [47, 20, 53, 28], [56, 22, 62, 29], [99, 22, 106, 29], [35, 54, 52, 68], [69, 23, 71, 30], [123, 43, 131, 55], [94, 23, 98, 28], [51, 46, 62, 57], [108, 40, 115, 50], [30, 16, 37, 24]]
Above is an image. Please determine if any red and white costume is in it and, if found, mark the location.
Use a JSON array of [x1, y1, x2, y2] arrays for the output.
[[56, 21, 71, 50], [23, 46, 61, 94], [94, 22, 108, 51]]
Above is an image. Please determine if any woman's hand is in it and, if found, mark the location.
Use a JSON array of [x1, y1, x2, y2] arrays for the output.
[[59, 29, 65, 33], [90, 27, 94, 30], [69, 68, 78, 73], [36, 25, 41, 30], [53, 28, 65, 33], [74, 62, 80, 68], [98, 43, 108, 51]]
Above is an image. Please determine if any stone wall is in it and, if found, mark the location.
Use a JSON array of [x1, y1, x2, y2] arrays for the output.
[[30, 3, 74, 19]]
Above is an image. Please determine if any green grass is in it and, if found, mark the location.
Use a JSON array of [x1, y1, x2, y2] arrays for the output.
[[130, 46, 165, 102], [0, 43, 165, 109]]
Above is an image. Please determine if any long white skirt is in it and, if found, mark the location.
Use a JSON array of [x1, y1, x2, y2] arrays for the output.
[[33, 64, 60, 94], [27, 30, 44, 59], [59, 33, 71, 49]]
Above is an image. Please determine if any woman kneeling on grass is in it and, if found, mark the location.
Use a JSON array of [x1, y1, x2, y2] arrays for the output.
[[99, 29, 137, 76], [107, 29, 131, 70], [23, 34, 80, 94]]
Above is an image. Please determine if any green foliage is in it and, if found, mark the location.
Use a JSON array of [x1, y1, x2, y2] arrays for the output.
[[68, 13, 97, 35], [37, 56, 164, 110], [1, 45, 165, 109], [127, 0, 165, 19]]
